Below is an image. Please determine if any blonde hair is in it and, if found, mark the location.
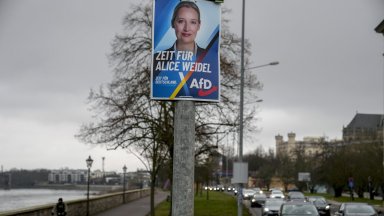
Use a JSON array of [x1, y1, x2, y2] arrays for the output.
[[171, 1, 201, 28]]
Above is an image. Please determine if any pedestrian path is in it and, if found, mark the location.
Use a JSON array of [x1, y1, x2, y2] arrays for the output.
[[95, 190, 169, 216]]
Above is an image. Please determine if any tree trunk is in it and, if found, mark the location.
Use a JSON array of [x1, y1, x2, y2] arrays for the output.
[[195, 181, 199, 196], [150, 141, 157, 216], [333, 186, 343, 197], [150, 175, 155, 216]]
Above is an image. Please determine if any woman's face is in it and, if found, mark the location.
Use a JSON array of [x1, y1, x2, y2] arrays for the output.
[[173, 6, 200, 47]]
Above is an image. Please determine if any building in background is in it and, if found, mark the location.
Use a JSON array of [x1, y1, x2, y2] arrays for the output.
[[126, 170, 150, 189], [275, 132, 342, 159], [48, 168, 150, 189], [48, 169, 87, 184], [276, 113, 383, 159], [343, 113, 384, 145]]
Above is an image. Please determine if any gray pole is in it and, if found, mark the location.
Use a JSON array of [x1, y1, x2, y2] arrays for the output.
[[172, 100, 195, 216], [226, 136, 229, 184], [87, 167, 90, 216], [374, 19, 384, 207], [237, 0, 245, 215]]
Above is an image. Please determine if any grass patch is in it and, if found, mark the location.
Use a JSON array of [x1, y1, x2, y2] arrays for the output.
[[153, 191, 250, 216]]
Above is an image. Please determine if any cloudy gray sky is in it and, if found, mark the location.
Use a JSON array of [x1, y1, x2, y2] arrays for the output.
[[0, 0, 383, 172]]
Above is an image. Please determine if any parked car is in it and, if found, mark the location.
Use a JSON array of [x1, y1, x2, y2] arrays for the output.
[[270, 190, 285, 199], [307, 196, 330, 216], [262, 198, 285, 216], [280, 201, 319, 216], [286, 191, 307, 202], [250, 193, 267, 208], [334, 202, 379, 216]]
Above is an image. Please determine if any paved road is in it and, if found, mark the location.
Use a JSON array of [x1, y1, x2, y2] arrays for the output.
[[95, 191, 169, 216], [246, 199, 384, 216], [245, 199, 340, 216]]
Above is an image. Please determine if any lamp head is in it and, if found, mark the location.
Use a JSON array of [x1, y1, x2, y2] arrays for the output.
[[86, 155, 93, 169], [269, 61, 279, 65]]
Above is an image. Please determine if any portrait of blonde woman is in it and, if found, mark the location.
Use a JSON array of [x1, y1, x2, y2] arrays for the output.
[[151, 0, 220, 101]]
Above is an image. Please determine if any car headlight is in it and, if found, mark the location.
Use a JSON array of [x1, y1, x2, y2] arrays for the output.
[[282, 195, 285, 198], [264, 207, 269, 212], [260, 191, 263, 194], [325, 205, 330, 210], [251, 199, 256, 202]]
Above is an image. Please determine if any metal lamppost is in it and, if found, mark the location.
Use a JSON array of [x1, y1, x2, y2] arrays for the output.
[[238, 2, 279, 214], [237, 59, 278, 216], [374, 19, 384, 206], [86, 155, 93, 216], [122, 165, 127, 203]]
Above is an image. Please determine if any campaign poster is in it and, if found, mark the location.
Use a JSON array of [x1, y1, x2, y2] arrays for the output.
[[151, 0, 221, 102]]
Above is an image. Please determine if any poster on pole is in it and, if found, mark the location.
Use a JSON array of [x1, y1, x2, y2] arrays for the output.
[[151, 0, 221, 102]]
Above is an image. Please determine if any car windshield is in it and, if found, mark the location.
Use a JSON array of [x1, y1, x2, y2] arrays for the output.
[[244, 189, 254, 193], [346, 205, 375, 214], [282, 204, 318, 215], [290, 192, 305, 198], [266, 200, 284, 207], [314, 199, 326, 204], [308, 197, 326, 204]]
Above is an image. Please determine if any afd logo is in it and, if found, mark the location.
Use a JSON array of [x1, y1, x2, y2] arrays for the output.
[[189, 78, 218, 97]]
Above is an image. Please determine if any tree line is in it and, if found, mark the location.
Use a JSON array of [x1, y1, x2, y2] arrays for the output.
[[1, 169, 50, 188], [240, 141, 383, 199]]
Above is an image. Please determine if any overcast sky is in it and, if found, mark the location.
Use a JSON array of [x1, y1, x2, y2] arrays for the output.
[[0, 0, 383, 172]]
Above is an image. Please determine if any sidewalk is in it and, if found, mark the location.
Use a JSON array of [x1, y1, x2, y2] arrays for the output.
[[95, 190, 169, 216]]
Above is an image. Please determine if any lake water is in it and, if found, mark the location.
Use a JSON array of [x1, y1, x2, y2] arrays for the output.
[[0, 188, 93, 213]]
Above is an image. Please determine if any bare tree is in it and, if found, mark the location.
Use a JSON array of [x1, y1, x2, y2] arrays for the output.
[[76, 1, 261, 214]]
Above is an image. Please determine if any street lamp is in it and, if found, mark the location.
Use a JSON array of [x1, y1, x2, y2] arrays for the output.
[[244, 99, 264, 105], [237, 2, 279, 215], [245, 61, 279, 70], [374, 19, 384, 206], [237, 63, 277, 216], [122, 165, 127, 203], [86, 155, 93, 216]]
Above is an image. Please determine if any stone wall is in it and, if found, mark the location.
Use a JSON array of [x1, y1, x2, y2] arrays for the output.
[[1, 189, 150, 216]]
